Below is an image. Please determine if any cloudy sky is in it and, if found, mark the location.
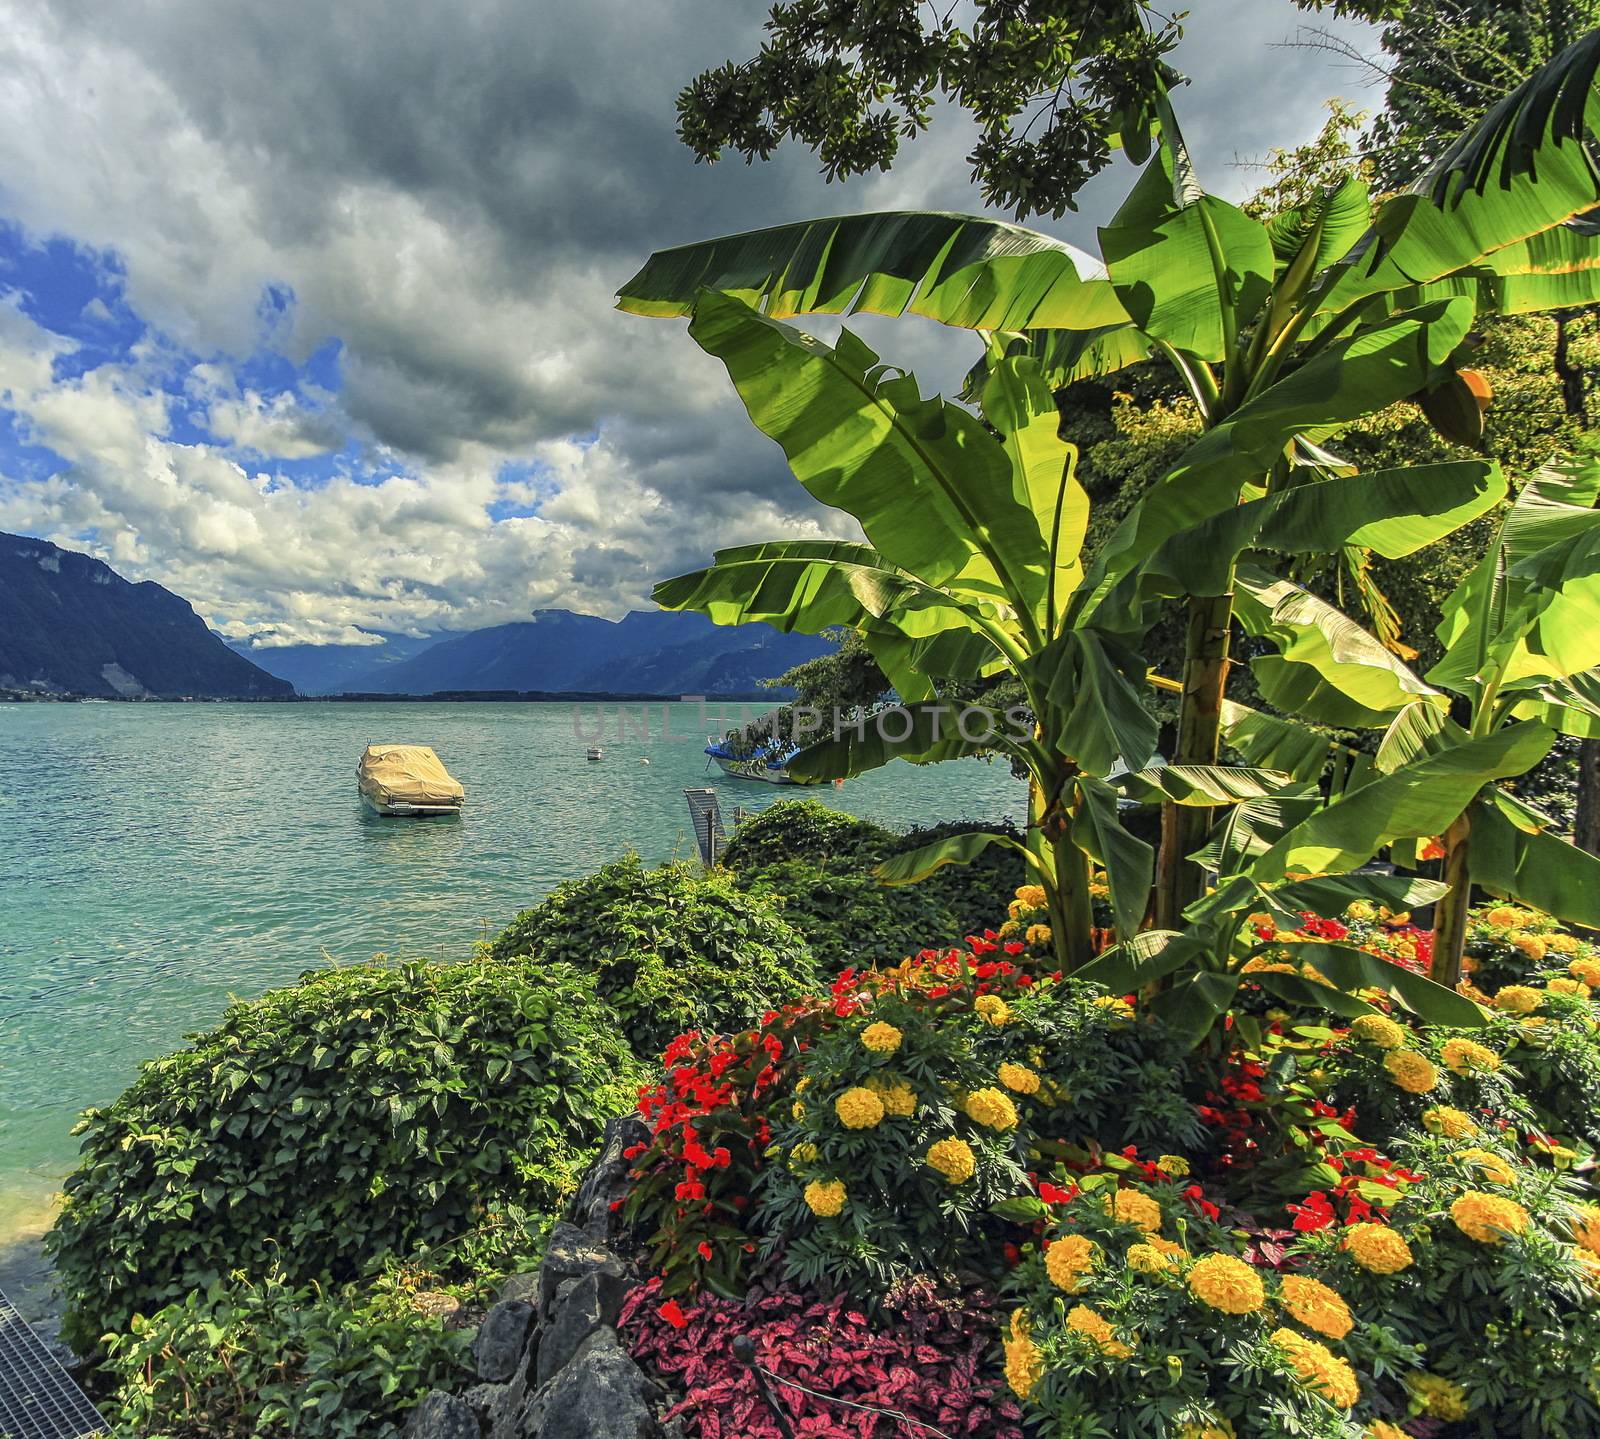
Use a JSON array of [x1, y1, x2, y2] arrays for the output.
[[0, 0, 1385, 648]]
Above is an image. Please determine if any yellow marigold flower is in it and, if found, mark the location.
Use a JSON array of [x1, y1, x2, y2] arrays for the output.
[[1271, 1328, 1359, 1408], [925, 1137, 976, 1184], [1548, 932, 1581, 955], [1024, 923, 1053, 946], [997, 1061, 1040, 1095], [1451, 1191, 1531, 1244], [1187, 1253, 1265, 1314], [1015, 884, 1047, 909], [1094, 994, 1135, 1017], [1548, 976, 1592, 999], [997, 919, 1020, 938], [1383, 1049, 1438, 1094], [1177, 1422, 1235, 1439], [1006, 899, 1027, 920], [1002, 1324, 1043, 1399], [804, 1179, 845, 1217], [1440, 1037, 1499, 1075], [1494, 984, 1542, 1014], [1342, 1223, 1413, 1274], [1570, 1203, 1600, 1256], [1484, 905, 1527, 930], [834, 1087, 885, 1130], [1248, 912, 1276, 936], [1158, 1154, 1191, 1178], [791, 1101, 806, 1120], [1574, 1247, 1600, 1292], [1109, 1187, 1163, 1234], [1280, 1274, 1353, 1340], [965, 1086, 1019, 1132], [1366, 1423, 1408, 1439], [1457, 977, 1493, 1004], [868, 1078, 918, 1117], [1148, 1235, 1186, 1259], [1427, 1107, 1472, 1139], [789, 1142, 819, 1169], [1568, 955, 1600, 985], [1349, 1014, 1408, 1050], [1127, 1242, 1175, 1274], [1044, 1233, 1099, 1293], [1065, 1304, 1133, 1360], [860, 1021, 903, 1053], [975, 994, 1011, 1026], [1408, 1373, 1469, 1421], [1457, 1147, 1517, 1186], [1346, 901, 1375, 922], [1509, 931, 1547, 962]]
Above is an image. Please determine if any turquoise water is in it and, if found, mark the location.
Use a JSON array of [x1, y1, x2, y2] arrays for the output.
[[0, 700, 1022, 1241]]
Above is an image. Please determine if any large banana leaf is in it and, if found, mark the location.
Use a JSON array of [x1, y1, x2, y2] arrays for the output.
[[1071, 775, 1154, 939], [979, 356, 1090, 618], [1220, 700, 1342, 785], [1471, 793, 1600, 929], [1234, 568, 1445, 727], [786, 703, 1023, 781], [875, 829, 1037, 885], [1099, 140, 1275, 362], [1132, 459, 1506, 600], [616, 211, 1127, 331], [1248, 720, 1556, 882], [686, 292, 1050, 615], [1284, 943, 1486, 1027], [1076, 298, 1474, 620], [1120, 765, 1294, 806], [1019, 629, 1160, 775], [1316, 30, 1600, 319]]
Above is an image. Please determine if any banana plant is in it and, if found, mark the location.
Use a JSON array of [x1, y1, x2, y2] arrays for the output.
[[619, 31, 1600, 930], [1224, 450, 1600, 986]]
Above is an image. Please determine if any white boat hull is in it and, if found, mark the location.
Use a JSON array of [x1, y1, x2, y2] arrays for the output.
[[360, 787, 463, 817], [711, 754, 800, 785]]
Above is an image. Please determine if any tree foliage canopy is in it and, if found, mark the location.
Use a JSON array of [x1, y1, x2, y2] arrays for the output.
[[676, 0, 1405, 218]]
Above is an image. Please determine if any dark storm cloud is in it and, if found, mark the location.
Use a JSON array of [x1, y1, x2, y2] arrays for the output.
[[0, 0, 1383, 636]]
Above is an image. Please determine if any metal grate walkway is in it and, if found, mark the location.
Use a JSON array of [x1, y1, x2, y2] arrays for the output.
[[0, 1287, 103, 1439]]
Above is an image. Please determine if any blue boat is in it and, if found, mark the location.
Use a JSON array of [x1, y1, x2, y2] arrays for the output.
[[704, 736, 808, 784]]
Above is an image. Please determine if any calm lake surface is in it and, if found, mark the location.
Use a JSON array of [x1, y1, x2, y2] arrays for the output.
[[0, 700, 1023, 1291]]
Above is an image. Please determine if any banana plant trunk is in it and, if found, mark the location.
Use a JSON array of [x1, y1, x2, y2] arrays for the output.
[[1155, 592, 1235, 929], [1430, 809, 1474, 990]]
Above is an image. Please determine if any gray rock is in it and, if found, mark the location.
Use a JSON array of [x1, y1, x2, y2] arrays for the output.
[[527, 1327, 660, 1439], [572, 1114, 650, 1238], [536, 1268, 633, 1385], [498, 1270, 541, 1307], [405, 1390, 481, 1439], [475, 1298, 536, 1383], [538, 1223, 628, 1321]]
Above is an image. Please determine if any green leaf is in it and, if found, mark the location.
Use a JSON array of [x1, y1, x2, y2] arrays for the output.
[[874, 830, 1032, 886], [1316, 31, 1600, 319], [1149, 971, 1245, 1049], [1074, 929, 1205, 995], [1235, 567, 1444, 727], [1249, 721, 1556, 882], [1220, 699, 1340, 785], [1249, 970, 1379, 1020], [1286, 943, 1488, 1028], [1266, 872, 1449, 919], [1100, 142, 1275, 361], [1122, 765, 1294, 806], [1472, 794, 1600, 930], [616, 211, 1128, 330], [1022, 629, 1159, 774], [786, 704, 1021, 781], [685, 293, 1050, 611], [1070, 775, 1153, 940], [1078, 299, 1474, 620]]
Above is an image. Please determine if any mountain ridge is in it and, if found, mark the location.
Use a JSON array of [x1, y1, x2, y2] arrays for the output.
[[0, 531, 292, 699]]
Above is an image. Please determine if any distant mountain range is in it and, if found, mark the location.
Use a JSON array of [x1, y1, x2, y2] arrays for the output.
[[0, 529, 829, 700], [230, 610, 830, 697], [0, 531, 292, 699]]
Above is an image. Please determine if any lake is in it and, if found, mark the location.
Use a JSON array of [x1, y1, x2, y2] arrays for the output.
[[0, 699, 1023, 1306]]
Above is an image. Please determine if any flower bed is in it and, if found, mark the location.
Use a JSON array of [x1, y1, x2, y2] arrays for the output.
[[612, 893, 1600, 1438]]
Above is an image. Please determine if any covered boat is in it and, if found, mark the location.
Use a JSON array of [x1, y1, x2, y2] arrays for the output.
[[357, 744, 465, 816], [704, 736, 807, 785]]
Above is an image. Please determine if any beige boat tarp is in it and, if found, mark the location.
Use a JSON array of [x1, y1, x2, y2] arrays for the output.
[[359, 744, 465, 806]]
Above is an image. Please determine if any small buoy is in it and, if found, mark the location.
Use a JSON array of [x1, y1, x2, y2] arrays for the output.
[[833, 778, 844, 788], [639, 757, 651, 765]]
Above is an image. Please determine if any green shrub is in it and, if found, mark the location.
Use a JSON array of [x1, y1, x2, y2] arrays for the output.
[[100, 1270, 471, 1438], [722, 801, 1025, 968], [48, 958, 637, 1349], [488, 853, 815, 1058]]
